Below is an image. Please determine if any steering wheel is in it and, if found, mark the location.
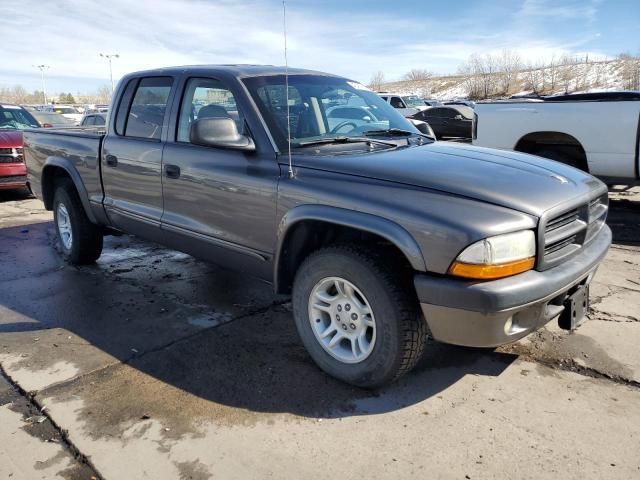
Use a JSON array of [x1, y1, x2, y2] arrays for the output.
[[330, 121, 357, 134]]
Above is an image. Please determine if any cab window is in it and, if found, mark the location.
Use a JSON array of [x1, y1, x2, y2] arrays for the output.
[[177, 78, 243, 143], [390, 97, 405, 108], [124, 77, 173, 140]]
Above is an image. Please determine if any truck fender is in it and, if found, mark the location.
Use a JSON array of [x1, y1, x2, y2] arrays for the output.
[[42, 157, 98, 224], [274, 205, 427, 292]]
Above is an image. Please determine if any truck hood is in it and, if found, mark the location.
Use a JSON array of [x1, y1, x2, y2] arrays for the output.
[[0, 131, 23, 148], [294, 142, 605, 217]]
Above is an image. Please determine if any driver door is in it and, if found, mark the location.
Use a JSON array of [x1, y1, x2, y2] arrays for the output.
[[160, 77, 280, 277]]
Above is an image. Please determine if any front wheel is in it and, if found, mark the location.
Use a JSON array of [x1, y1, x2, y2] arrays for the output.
[[292, 246, 428, 388], [53, 180, 103, 264]]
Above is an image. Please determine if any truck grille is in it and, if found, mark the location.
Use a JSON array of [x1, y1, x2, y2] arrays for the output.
[[0, 147, 24, 164], [540, 193, 608, 269]]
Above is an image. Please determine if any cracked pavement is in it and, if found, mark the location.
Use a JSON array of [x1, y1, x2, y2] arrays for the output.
[[0, 187, 639, 479]]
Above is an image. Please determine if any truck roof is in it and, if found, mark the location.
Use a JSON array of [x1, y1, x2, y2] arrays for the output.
[[123, 64, 345, 80]]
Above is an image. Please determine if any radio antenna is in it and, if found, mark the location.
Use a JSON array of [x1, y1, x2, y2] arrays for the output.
[[282, 0, 294, 178]]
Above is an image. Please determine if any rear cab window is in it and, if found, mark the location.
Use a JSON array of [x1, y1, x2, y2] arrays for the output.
[[118, 77, 173, 140]]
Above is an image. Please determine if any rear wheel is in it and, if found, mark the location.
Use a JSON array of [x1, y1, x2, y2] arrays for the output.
[[292, 245, 428, 388], [53, 180, 103, 264]]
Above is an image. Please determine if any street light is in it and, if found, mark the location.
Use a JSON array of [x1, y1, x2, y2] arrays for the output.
[[99, 53, 119, 94], [32, 64, 50, 104]]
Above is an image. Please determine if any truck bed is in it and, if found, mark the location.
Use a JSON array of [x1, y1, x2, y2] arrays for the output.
[[473, 98, 640, 180], [24, 128, 105, 210]]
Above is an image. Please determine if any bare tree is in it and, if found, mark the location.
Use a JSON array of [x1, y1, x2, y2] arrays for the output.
[[403, 68, 432, 82], [497, 49, 521, 95], [619, 53, 640, 90], [368, 71, 385, 91], [96, 85, 113, 104], [524, 61, 544, 94], [592, 60, 608, 88], [559, 55, 578, 93], [458, 58, 483, 99], [547, 55, 560, 91]]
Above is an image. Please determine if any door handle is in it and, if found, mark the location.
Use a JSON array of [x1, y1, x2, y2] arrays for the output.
[[165, 164, 181, 179], [105, 154, 118, 167]]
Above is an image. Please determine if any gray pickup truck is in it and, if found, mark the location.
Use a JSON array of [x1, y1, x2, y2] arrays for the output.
[[24, 65, 611, 387]]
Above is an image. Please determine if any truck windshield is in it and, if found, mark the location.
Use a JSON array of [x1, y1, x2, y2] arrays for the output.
[[0, 106, 40, 130], [243, 75, 419, 151], [403, 96, 425, 108]]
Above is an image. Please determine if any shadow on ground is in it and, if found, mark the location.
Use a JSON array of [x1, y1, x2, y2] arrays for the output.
[[607, 192, 640, 247], [0, 192, 635, 421], [0, 189, 33, 203]]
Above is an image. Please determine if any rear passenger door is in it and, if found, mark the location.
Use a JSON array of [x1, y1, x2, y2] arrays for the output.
[[102, 76, 175, 238]]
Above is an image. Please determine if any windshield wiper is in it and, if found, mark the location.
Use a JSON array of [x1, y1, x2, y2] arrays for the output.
[[364, 128, 434, 140], [293, 136, 396, 148]]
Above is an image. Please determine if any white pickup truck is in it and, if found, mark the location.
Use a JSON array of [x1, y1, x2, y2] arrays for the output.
[[473, 92, 640, 184]]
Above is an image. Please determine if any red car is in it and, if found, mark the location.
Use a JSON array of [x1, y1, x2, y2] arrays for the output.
[[0, 104, 40, 191]]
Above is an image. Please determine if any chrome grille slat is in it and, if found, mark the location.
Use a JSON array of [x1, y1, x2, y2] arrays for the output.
[[544, 219, 587, 246], [545, 209, 579, 231], [0, 147, 24, 164], [540, 193, 608, 269]]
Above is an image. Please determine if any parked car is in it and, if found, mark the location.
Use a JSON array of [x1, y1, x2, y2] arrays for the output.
[[423, 99, 444, 107], [83, 105, 109, 114], [44, 105, 83, 125], [408, 118, 436, 138], [378, 92, 428, 117], [32, 111, 77, 128], [24, 65, 611, 387], [444, 99, 476, 109], [411, 106, 473, 139], [473, 91, 640, 184], [0, 103, 40, 191], [80, 113, 107, 127]]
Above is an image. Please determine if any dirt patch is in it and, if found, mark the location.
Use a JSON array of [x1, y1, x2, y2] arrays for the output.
[[176, 459, 213, 480], [498, 327, 638, 386]]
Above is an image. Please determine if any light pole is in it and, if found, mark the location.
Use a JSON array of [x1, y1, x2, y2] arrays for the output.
[[33, 64, 49, 104], [99, 53, 119, 95]]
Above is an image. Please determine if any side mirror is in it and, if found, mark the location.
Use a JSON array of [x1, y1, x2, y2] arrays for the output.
[[189, 117, 255, 151]]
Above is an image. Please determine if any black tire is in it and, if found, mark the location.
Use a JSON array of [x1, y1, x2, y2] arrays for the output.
[[53, 179, 103, 264], [292, 245, 428, 388]]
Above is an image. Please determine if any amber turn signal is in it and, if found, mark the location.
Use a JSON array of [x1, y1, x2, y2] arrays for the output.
[[448, 257, 535, 280]]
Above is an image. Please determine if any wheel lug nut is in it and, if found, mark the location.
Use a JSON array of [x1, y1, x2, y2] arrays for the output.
[[350, 323, 356, 329], [351, 313, 358, 320], [342, 324, 348, 330], [336, 314, 341, 321], [337, 305, 342, 312], [345, 304, 351, 311]]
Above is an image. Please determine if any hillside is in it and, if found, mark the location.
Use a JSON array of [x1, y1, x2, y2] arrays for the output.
[[379, 58, 637, 100]]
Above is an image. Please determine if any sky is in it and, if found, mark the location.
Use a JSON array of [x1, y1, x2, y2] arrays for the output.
[[1, 0, 639, 94]]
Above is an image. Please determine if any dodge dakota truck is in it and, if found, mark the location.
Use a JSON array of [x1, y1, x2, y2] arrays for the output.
[[24, 65, 611, 387]]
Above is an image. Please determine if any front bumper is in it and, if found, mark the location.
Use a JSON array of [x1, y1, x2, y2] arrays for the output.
[[0, 163, 27, 190], [414, 224, 612, 347]]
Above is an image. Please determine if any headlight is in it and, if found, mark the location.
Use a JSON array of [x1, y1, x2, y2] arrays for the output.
[[448, 230, 536, 280]]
